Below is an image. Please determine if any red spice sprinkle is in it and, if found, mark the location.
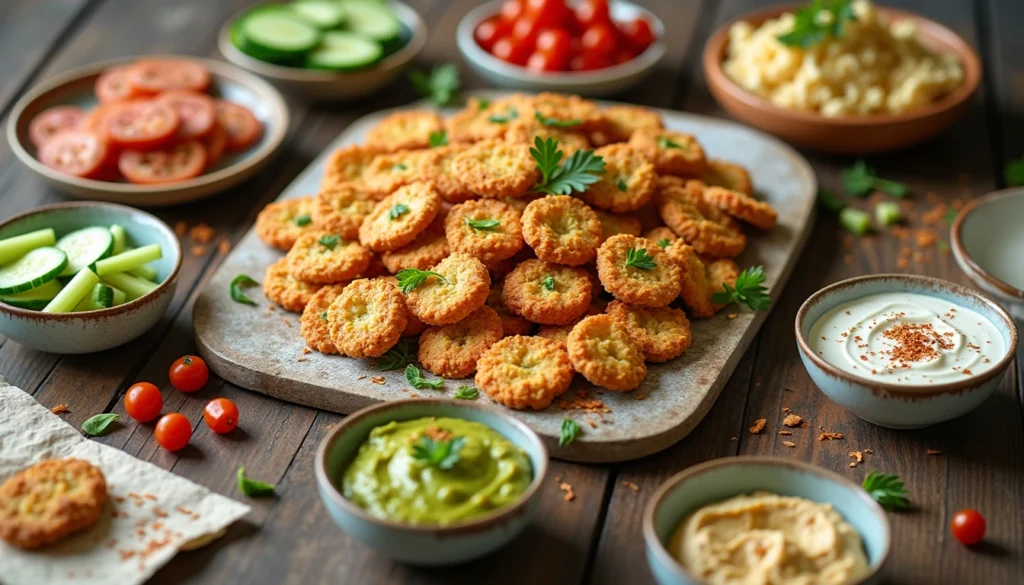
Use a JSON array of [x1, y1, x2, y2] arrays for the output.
[[882, 322, 952, 365], [152, 507, 168, 518]]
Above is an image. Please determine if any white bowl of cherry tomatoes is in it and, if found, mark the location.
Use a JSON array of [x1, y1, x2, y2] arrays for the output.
[[457, 0, 664, 97], [7, 55, 288, 207]]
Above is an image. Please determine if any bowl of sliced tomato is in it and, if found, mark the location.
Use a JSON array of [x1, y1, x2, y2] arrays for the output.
[[456, 0, 665, 97], [7, 55, 288, 207]]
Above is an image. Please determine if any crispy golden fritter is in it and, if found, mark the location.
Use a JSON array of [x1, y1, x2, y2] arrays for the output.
[[503, 120, 591, 155], [487, 286, 533, 337], [323, 145, 381, 187], [358, 181, 442, 252], [521, 195, 602, 266], [523, 93, 608, 132], [445, 95, 521, 144], [264, 258, 323, 312], [328, 278, 407, 358], [361, 149, 440, 197], [404, 253, 491, 326], [594, 209, 642, 243], [502, 259, 592, 325], [286, 231, 371, 284], [596, 234, 681, 307], [418, 306, 503, 378], [364, 110, 444, 152], [706, 258, 741, 313], [255, 196, 316, 251], [664, 240, 716, 318], [535, 322, 576, 351], [579, 144, 656, 213], [475, 335, 574, 410], [452, 140, 540, 198], [702, 185, 778, 230], [311, 182, 376, 240], [381, 228, 450, 273], [445, 199, 524, 263], [607, 300, 692, 362], [702, 159, 754, 195], [658, 179, 747, 258], [566, 314, 646, 391], [591, 105, 664, 146], [429, 144, 476, 203], [644, 226, 679, 248], [300, 284, 347, 354], [628, 128, 707, 176]]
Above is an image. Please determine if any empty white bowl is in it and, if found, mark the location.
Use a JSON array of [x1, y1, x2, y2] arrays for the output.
[[952, 188, 1024, 321]]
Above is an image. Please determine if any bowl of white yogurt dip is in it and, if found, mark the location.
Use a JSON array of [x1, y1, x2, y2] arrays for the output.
[[795, 274, 1017, 429]]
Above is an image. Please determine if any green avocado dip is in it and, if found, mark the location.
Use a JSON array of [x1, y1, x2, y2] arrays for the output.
[[340, 417, 533, 525]]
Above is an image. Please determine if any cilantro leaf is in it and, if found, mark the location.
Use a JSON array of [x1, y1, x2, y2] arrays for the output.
[[531, 137, 606, 195], [293, 213, 312, 227], [237, 466, 276, 497], [378, 338, 414, 371], [542, 275, 555, 291], [534, 111, 582, 128], [318, 234, 340, 250], [657, 136, 683, 149], [777, 0, 857, 48], [862, 470, 910, 511], [625, 247, 656, 270], [465, 218, 500, 231], [409, 64, 460, 106], [711, 266, 771, 311], [454, 386, 479, 400], [411, 435, 465, 470], [429, 130, 448, 148], [488, 107, 519, 124], [559, 418, 580, 447], [395, 268, 447, 293], [616, 178, 628, 191], [389, 203, 410, 220], [405, 363, 444, 390], [1004, 156, 1024, 186], [841, 160, 908, 198], [656, 238, 671, 249], [230, 274, 259, 306]]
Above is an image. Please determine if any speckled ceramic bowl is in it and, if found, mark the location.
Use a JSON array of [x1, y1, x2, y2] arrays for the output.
[[795, 274, 1017, 429], [0, 202, 181, 354], [951, 188, 1024, 321], [314, 398, 548, 565], [644, 457, 890, 585]]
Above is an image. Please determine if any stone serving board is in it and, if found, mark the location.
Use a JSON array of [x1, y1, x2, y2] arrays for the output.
[[194, 92, 817, 463]]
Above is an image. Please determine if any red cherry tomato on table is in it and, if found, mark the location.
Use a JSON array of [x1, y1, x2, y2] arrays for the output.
[[104, 101, 180, 150], [155, 90, 216, 140], [536, 28, 572, 69], [203, 398, 239, 434], [169, 355, 210, 393], [475, 16, 511, 52], [38, 130, 110, 179], [581, 23, 618, 56], [124, 382, 163, 423], [492, 35, 532, 66], [119, 141, 207, 184], [621, 17, 655, 53], [215, 100, 262, 152], [128, 59, 212, 94], [154, 413, 192, 451], [951, 509, 986, 545], [29, 106, 85, 149], [575, 0, 611, 28]]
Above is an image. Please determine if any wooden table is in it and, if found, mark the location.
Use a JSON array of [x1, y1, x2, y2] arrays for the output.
[[2, 0, 1021, 583]]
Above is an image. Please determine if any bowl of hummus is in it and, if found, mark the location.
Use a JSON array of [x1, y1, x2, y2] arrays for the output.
[[795, 274, 1018, 429], [643, 457, 890, 585], [314, 398, 548, 565]]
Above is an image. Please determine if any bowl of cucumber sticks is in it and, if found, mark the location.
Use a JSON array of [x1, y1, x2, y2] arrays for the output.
[[218, 0, 427, 101], [0, 202, 181, 354]]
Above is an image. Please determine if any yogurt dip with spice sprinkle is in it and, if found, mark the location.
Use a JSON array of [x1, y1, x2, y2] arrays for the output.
[[807, 292, 1004, 384]]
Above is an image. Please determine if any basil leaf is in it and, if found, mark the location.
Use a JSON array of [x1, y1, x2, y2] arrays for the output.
[[82, 413, 120, 436]]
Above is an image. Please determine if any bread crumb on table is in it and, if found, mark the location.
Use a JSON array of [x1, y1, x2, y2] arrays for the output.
[[50, 403, 70, 415], [782, 414, 804, 427], [783, 441, 796, 448], [559, 481, 576, 502], [817, 432, 844, 441], [622, 481, 640, 492], [748, 418, 766, 434]]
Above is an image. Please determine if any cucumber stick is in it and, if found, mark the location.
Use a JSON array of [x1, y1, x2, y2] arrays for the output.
[[103, 273, 158, 301], [129, 265, 159, 282], [0, 228, 56, 266], [0, 247, 68, 295], [109, 224, 128, 255], [110, 286, 127, 306], [95, 244, 162, 277], [292, 0, 346, 29], [56, 226, 114, 277], [73, 284, 115, 312], [0, 279, 63, 310], [305, 31, 382, 70], [43, 268, 99, 313], [238, 7, 321, 60], [342, 0, 400, 41]]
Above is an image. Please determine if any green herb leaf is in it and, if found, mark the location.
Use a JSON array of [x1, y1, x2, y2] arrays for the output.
[[542, 275, 555, 291], [841, 159, 908, 198], [395, 268, 447, 293], [237, 466, 276, 497], [454, 386, 479, 400], [817, 188, 847, 213], [625, 247, 656, 270], [944, 206, 959, 225], [862, 470, 910, 511], [409, 64, 461, 106], [476, 97, 491, 110], [230, 274, 259, 306], [656, 238, 671, 249], [411, 435, 465, 470], [616, 178, 628, 192], [318, 234, 340, 250], [393, 163, 408, 171], [320, 310, 328, 321], [657, 136, 683, 149], [776, 0, 857, 49], [389, 203, 410, 221], [559, 418, 580, 447], [429, 130, 448, 148], [1004, 156, 1024, 186], [534, 111, 582, 128], [488, 107, 519, 124], [465, 218, 500, 231], [711, 266, 771, 311], [531, 137, 606, 195], [293, 214, 312, 227], [82, 413, 119, 436], [405, 363, 444, 390], [378, 338, 414, 371]]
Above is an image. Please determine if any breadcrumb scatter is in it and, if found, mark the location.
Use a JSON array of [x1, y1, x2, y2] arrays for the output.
[[622, 481, 640, 492], [782, 414, 804, 427], [778, 430, 793, 436], [50, 403, 70, 415], [370, 376, 386, 385], [783, 441, 796, 448], [189, 223, 216, 244], [849, 451, 864, 468], [817, 432, 844, 441], [727, 313, 738, 320], [559, 482, 576, 502], [864, 448, 874, 454], [191, 245, 207, 256], [748, 418, 766, 434]]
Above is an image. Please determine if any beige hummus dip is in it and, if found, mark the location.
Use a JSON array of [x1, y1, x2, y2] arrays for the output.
[[669, 492, 870, 585]]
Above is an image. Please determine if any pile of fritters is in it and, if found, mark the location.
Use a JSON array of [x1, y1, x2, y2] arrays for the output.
[[254, 93, 778, 411]]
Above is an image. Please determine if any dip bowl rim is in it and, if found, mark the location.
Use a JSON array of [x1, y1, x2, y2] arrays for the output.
[[794, 273, 1018, 398], [314, 397, 549, 536], [642, 455, 891, 585], [950, 187, 1024, 302]]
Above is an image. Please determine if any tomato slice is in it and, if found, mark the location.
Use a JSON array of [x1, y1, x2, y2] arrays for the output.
[[29, 106, 85, 149], [105, 101, 179, 150], [156, 90, 216, 140], [215, 100, 262, 152], [119, 141, 207, 184], [95, 66, 153, 103], [203, 122, 228, 169], [128, 59, 212, 94], [38, 130, 109, 179]]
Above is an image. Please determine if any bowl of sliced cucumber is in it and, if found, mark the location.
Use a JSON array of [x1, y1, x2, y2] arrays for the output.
[[219, 0, 427, 101], [0, 202, 181, 354]]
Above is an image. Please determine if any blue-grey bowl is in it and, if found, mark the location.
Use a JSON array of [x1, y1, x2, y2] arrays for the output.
[[314, 398, 549, 565], [795, 274, 1017, 429], [0, 202, 181, 354], [952, 188, 1024, 321], [643, 456, 890, 585]]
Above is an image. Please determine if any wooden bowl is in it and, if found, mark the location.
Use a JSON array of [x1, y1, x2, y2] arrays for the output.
[[702, 4, 982, 154], [6, 55, 289, 207]]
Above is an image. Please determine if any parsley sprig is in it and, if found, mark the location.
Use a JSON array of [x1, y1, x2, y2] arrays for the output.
[[318, 234, 340, 250], [409, 64, 460, 106], [534, 111, 582, 128], [841, 160, 909, 198], [488, 107, 519, 124], [389, 203, 410, 220], [559, 418, 580, 447], [378, 339, 414, 371], [429, 130, 448, 148], [411, 435, 465, 470], [542, 275, 555, 291], [531, 137, 605, 195], [395, 268, 447, 293], [658, 136, 683, 149], [454, 385, 479, 400], [711, 266, 771, 311], [405, 364, 444, 390], [465, 218, 500, 231], [862, 471, 910, 511], [625, 247, 656, 270], [776, 0, 858, 49], [656, 238, 671, 249], [293, 214, 312, 227]]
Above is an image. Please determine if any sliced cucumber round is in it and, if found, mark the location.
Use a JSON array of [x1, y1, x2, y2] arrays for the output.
[[0, 247, 68, 295], [0, 279, 63, 310], [237, 6, 322, 61], [56, 226, 114, 277], [342, 0, 401, 42], [74, 283, 115, 312], [304, 31, 383, 70], [292, 0, 346, 29]]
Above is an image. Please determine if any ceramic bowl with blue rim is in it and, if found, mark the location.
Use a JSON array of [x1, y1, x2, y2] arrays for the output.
[[795, 274, 1017, 429], [0, 202, 181, 354], [643, 456, 891, 585], [314, 398, 549, 565]]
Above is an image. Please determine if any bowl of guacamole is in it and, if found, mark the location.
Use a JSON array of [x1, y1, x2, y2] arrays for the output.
[[315, 398, 549, 566]]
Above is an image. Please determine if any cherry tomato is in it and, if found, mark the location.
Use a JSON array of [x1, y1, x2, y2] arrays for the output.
[[155, 90, 216, 140], [570, 49, 610, 72], [526, 51, 561, 72], [119, 141, 207, 184], [203, 122, 228, 169], [499, 0, 524, 22], [575, 0, 611, 28], [620, 17, 655, 53], [581, 23, 618, 55], [215, 100, 262, 152], [203, 398, 239, 434], [169, 355, 210, 393], [511, 14, 542, 48], [124, 382, 163, 423], [154, 413, 192, 451], [951, 509, 986, 545], [29, 106, 85, 149], [536, 28, 572, 69], [525, 0, 569, 29], [105, 101, 179, 150], [128, 59, 211, 94], [474, 16, 510, 52], [492, 35, 532, 66], [611, 48, 637, 66], [38, 130, 109, 179], [95, 66, 153, 103]]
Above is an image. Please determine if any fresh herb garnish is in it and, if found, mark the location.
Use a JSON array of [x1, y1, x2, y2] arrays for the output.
[[429, 130, 448, 148], [237, 466, 276, 497], [542, 275, 555, 291], [293, 214, 312, 227], [534, 111, 582, 128], [944, 206, 959, 225], [559, 418, 580, 447], [393, 163, 408, 171], [465, 218, 500, 231], [318, 234, 340, 250], [409, 63, 460, 106], [476, 97, 491, 109], [711, 266, 771, 311], [395, 268, 447, 293], [841, 159, 909, 198], [657, 136, 683, 149], [862, 470, 910, 511], [616, 178, 628, 191], [378, 338, 414, 371], [1004, 156, 1024, 186], [405, 364, 444, 390], [817, 187, 847, 213], [411, 435, 465, 470], [320, 311, 328, 321], [776, 0, 857, 49], [389, 203, 410, 221], [454, 385, 479, 400], [488, 107, 519, 124], [625, 247, 656, 270], [531, 137, 606, 195], [656, 238, 671, 249], [82, 413, 119, 436], [230, 274, 259, 306]]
